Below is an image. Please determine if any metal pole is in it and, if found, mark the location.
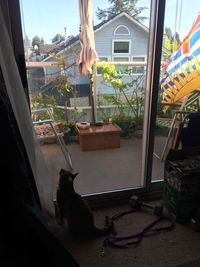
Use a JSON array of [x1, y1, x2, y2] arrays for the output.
[[90, 65, 97, 123], [92, 63, 97, 122], [89, 73, 95, 123], [160, 113, 178, 161]]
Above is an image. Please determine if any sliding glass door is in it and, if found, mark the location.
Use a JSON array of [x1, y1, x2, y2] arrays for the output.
[[18, 0, 171, 209]]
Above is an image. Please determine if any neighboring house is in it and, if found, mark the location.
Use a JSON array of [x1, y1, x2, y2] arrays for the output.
[[93, 12, 149, 94], [31, 12, 170, 106], [27, 42, 66, 95]]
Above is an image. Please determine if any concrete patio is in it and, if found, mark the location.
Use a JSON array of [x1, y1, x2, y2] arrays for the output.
[[40, 135, 166, 198]]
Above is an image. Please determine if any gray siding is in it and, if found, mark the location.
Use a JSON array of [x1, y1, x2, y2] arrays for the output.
[[95, 15, 149, 58], [66, 43, 89, 85], [94, 15, 148, 94]]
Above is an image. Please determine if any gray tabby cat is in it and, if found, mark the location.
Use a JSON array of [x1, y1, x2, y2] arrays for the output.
[[56, 169, 113, 237]]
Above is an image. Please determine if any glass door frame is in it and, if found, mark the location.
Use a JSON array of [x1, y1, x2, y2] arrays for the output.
[[10, 0, 166, 209]]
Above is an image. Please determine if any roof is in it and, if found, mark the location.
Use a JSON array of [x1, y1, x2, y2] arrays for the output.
[[94, 12, 149, 34], [43, 12, 149, 61], [61, 12, 149, 49], [39, 44, 61, 54]]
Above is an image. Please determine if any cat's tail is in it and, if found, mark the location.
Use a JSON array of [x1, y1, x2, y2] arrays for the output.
[[93, 216, 114, 237]]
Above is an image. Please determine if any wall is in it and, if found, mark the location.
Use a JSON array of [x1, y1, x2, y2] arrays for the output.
[[95, 15, 148, 94]]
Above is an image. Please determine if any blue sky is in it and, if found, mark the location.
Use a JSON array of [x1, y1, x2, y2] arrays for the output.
[[20, 0, 200, 43]]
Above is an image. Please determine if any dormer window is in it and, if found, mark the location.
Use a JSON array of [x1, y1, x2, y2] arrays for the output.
[[114, 25, 130, 35]]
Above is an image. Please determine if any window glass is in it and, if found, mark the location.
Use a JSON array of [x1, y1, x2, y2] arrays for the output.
[[132, 56, 145, 74], [115, 25, 130, 35], [20, 0, 152, 196], [113, 41, 130, 53]]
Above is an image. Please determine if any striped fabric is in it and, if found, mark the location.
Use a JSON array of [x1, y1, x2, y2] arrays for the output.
[[161, 12, 200, 105]]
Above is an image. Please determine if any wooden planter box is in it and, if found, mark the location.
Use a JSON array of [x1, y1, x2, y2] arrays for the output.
[[76, 123, 122, 151], [34, 123, 63, 144]]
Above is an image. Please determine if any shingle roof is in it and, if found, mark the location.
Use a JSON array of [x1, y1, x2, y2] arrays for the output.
[[39, 44, 61, 54], [93, 13, 119, 31]]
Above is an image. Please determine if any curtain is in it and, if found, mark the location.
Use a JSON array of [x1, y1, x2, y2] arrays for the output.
[[0, 5, 56, 214]]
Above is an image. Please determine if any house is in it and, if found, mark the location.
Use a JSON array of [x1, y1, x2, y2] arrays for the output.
[[34, 13, 149, 106], [29, 12, 171, 109]]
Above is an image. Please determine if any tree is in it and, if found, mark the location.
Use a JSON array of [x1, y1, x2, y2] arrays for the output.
[[52, 34, 65, 43], [165, 27, 173, 42], [32, 35, 45, 48], [40, 37, 45, 45], [174, 32, 181, 45], [164, 36, 172, 51], [164, 27, 181, 52], [96, 0, 147, 22], [98, 62, 145, 126]]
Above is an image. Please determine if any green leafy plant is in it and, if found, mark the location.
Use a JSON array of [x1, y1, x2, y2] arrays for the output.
[[30, 94, 57, 121], [30, 93, 74, 125], [97, 62, 145, 128]]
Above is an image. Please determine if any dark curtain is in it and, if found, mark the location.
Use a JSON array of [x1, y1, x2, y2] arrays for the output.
[[0, 69, 79, 266]]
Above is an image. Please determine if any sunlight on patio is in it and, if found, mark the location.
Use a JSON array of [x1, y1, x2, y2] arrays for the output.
[[40, 134, 166, 196]]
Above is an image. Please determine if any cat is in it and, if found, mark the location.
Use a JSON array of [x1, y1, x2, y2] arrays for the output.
[[56, 169, 113, 237]]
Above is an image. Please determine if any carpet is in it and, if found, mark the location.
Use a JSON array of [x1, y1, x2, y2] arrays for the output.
[[176, 258, 200, 267], [48, 202, 200, 267]]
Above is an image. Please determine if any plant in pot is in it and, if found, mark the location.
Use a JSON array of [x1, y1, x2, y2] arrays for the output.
[[30, 94, 68, 142], [52, 109, 71, 144], [133, 115, 144, 138], [101, 113, 134, 137], [61, 108, 86, 142], [113, 114, 135, 138]]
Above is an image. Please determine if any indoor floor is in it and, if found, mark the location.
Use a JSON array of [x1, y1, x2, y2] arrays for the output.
[[47, 202, 200, 267]]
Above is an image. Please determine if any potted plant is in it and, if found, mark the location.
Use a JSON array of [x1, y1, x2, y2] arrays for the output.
[[65, 120, 77, 141], [133, 115, 144, 138], [102, 114, 134, 137]]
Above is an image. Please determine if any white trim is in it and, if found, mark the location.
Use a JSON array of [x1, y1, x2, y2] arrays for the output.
[[132, 55, 147, 61], [98, 56, 111, 61], [112, 39, 131, 55], [112, 55, 130, 62], [114, 25, 130, 35], [132, 55, 147, 75], [94, 12, 149, 34]]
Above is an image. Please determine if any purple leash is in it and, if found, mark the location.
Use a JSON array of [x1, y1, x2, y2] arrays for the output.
[[101, 208, 175, 253]]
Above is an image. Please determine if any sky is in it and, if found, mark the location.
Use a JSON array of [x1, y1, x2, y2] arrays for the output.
[[20, 0, 200, 44]]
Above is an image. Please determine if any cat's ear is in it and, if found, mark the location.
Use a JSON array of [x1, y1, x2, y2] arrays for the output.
[[60, 169, 66, 175], [72, 172, 79, 179]]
